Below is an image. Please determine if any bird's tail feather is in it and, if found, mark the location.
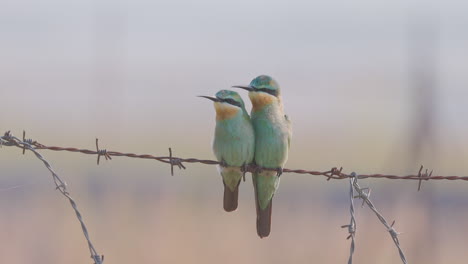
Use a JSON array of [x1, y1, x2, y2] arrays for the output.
[[256, 199, 272, 238], [253, 174, 272, 238], [223, 181, 239, 212]]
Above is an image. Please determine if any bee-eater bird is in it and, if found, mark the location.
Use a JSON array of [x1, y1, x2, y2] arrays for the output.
[[233, 75, 292, 238], [199, 90, 255, 212]]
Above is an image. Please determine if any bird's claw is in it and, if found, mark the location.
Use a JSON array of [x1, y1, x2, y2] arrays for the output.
[[241, 163, 248, 181], [276, 167, 283, 177], [240, 163, 248, 173], [254, 164, 263, 174]]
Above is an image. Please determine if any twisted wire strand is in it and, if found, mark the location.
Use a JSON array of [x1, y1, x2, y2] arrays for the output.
[[0, 132, 103, 264], [6, 130, 468, 264], [352, 174, 408, 264], [31, 140, 468, 182], [341, 173, 357, 264]]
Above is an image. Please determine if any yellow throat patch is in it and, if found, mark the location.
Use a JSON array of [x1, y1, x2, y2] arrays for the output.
[[214, 102, 240, 121], [249, 92, 276, 112]]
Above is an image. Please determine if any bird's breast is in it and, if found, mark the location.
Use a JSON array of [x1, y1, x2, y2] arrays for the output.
[[249, 93, 276, 112], [214, 103, 240, 121]]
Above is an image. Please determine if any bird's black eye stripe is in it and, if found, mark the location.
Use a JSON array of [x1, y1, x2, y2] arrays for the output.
[[223, 98, 241, 107], [257, 88, 278, 97]]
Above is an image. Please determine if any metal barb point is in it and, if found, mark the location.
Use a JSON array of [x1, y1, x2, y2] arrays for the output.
[[91, 255, 104, 264], [4, 131, 12, 139], [21, 130, 36, 155], [1, 131, 104, 263], [341, 224, 356, 240], [22, 130, 26, 154], [417, 165, 433, 191], [168, 148, 186, 176], [91, 254, 104, 264], [169, 148, 174, 176], [388, 223, 401, 237], [351, 176, 408, 263], [354, 187, 371, 207], [345, 174, 357, 264], [417, 165, 424, 191], [95, 138, 111, 165], [326, 166, 343, 181], [55, 183, 68, 192]]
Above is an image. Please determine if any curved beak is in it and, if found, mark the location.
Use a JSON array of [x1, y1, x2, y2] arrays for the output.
[[198, 95, 220, 102], [232, 85, 255, 92]]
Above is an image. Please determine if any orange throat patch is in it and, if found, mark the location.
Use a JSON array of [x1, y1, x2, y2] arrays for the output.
[[214, 102, 240, 121], [250, 92, 277, 112]]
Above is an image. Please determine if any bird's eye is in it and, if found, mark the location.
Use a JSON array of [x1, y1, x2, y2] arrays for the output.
[[225, 99, 240, 107], [260, 88, 277, 96]]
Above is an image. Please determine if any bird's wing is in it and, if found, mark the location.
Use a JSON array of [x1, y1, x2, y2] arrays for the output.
[[284, 114, 292, 149]]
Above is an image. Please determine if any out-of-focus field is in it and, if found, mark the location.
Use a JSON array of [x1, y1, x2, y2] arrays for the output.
[[1, 152, 468, 264], [1, 0, 468, 263]]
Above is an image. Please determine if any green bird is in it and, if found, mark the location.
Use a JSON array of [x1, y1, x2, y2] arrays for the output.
[[234, 75, 292, 238], [199, 90, 255, 212]]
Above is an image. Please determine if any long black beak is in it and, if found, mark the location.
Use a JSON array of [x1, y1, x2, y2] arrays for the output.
[[232, 85, 255, 92], [198, 95, 220, 102]]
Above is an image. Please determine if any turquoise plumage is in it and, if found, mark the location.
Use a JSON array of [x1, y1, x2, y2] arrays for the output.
[[234, 75, 292, 238], [200, 90, 255, 212]]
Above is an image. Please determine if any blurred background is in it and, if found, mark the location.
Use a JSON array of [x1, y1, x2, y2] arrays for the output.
[[1, 0, 468, 263]]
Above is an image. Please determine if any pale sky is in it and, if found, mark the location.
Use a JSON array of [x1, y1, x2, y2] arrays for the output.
[[1, 0, 467, 174]]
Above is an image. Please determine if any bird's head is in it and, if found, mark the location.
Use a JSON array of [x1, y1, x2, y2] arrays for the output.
[[198, 90, 246, 120], [233, 75, 281, 111]]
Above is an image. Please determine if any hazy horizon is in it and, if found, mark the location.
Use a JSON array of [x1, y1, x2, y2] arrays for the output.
[[1, 0, 468, 263]]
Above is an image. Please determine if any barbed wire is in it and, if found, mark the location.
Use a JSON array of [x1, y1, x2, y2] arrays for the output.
[[346, 173, 408, 264], [3, 130, 468, 263], [0, 132, 104, 264], [341, 174, 356, 264], [19, 131, 467, 187]]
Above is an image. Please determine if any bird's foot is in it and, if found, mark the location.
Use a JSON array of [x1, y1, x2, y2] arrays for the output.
[[252, 164, 263, 174], [276, 167, 283, 177], [241, 163, 248, 182]]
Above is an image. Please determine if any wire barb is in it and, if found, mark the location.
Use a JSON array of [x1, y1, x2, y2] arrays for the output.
[[0, 132, 104, 264], [326, 167, 343, 181], [4, 131, 12, 140], [22, 130, 36, 155], [352, 173, 408, 264], [14, 132, 467, 181], [417, 165, 433, 191], [95, 138, 111, 165], [168, 147, 186, 176], [342, 172, 357, 264], [3, 130, 468, 264], [22, 130, 27, 154], [92, 254, 104, 264], [22, 131, 36, 155], [354, 187, 371, 207]]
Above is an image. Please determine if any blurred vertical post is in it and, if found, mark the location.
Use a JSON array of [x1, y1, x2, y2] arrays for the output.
[[407, 9, 439, 263], [408, 20, 438, 162], [92, 0, 128, 135]]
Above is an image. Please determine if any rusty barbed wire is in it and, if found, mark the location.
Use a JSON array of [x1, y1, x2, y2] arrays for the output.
[[351, 173, 408, 264], [0, 132, 104, 264], [341, 173, 357, 264], [3, 130, 468, 264], [20, 132, 468, 186]]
